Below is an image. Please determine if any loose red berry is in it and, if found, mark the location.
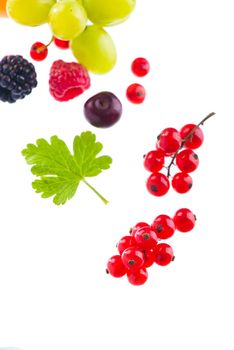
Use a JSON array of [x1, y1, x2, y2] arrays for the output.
[[180, 124, 204, 149], [126, 83, 146, 104], [176, 149, 199, 173], [107, 255, 127, 277], [144, 149, 165, 173], [30, 42, 48, 61], [131, 57, 150, 77], [134, 226, 158, 249], [173, 208, 196, 232], [146, 172, 170, 196], [154, 243, 174, 266], [172, 172, 193, 194], [151, 214, 175, 239], [142, 248, 156, 268], [121, 247, 145, 271], [130, 222, 150, 236], [54, 37, 70, 49], [117, 235, 136, 255], [127, 267, 148, 286], [157, 128, 182, 155]]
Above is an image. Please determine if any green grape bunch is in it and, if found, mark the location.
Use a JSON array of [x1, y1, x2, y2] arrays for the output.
[[6, 0, 136, 74]]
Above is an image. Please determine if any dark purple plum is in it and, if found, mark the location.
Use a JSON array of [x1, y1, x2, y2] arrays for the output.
[[84, 91, 122, 128]]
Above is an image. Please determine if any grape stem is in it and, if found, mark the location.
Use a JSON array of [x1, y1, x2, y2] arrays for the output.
[[166, 112, 216, 178], [82, 178, 109, 205]]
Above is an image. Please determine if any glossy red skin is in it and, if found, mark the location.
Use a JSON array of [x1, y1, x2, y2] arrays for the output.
[[127, 267, 148, 286], [157, 128, 182, 155], [176, 149, 199, 173], [126, 83, 146, 104], [121, 247, 145, 271], [107, 255, 127, 277], [131, 57, 150, 77], [144, 149, 165, 173], [180, 124, 204, 149], [54, 37, 70, 49], [154, 243, 174, 266], [151, 214, 175, 239], [117, 235, 136, 255], [173, 208, 196, 232], [30, 42, 48, 61], [130, 222, 150, 236], [142, 249, 156, 268], [146, 173, 170, 196], [134, 226, 158, 249], [172, 172, 193, 194]]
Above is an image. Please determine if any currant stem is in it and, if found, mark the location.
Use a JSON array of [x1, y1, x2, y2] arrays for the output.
[[46, 35, 54, 48], [166, 112, 215, 178], [82, 178, 109, 205], [37, 36, 54, 53]]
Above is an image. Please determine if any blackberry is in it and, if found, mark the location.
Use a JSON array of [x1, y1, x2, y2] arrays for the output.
[[0, 55, 37, 103]]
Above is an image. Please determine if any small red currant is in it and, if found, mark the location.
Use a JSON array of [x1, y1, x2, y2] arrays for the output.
[[30, 42, 48, 61], [121, 247, 145, 271], [127, 268, 148, 286], [180, 124, 204, 149], [134, 226, 158, 249], [131, 57, 150, 77], [172, 172, 193, 194], [126, 83, 146, 104], [106, 255, 127, 277], [157, 127, 182, 155], [143, 149, 165, 173], [142, 249, 156, 268], [54, 37, 70, 49], [176, 149, 199, 173], [117, 235, 136, 255], [173, 208, 196, 232], [146, 172, 170, 196], [151, 214, 175, 239], [154, 243, 174, 266], [130, 222, 150, 236]]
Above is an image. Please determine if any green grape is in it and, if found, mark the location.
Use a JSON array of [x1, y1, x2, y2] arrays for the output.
[[6, 0, 56, 26], [48, 1, 87, 40], [82, 0, 136, 26], [71, 25, 117, 74]]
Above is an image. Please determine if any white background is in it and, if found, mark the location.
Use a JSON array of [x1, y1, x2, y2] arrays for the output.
[[0, 1, 234, 349]]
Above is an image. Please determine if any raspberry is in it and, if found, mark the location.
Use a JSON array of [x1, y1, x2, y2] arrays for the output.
[[0, 55, 37, 103], [49, 60, 90, 102]]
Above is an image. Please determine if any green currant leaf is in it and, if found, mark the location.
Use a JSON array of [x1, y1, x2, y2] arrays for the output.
[[22, 131, 112, 205]]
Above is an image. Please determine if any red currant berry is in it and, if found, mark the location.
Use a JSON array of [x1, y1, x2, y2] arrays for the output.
[[117, 235, 136, 255], [131, 57, 150, 77], [157, 128, 182, 155], [173, 208, 196, 232], [142, 249, 155, 268], [54, 37, 70, 49], [151, 214, 175, 239], [176, 149, 199, 173], [180, 124, 204, 149], [121, 247, 145, 271], [172, 172, 193, 194], [154, 243, 174, 266], [143, 149, 165, 173], [126, 83, 146, 104], [134, 226, 158, 249], [130, 222, 150, 236], [127, 268, 148, 286], [30, 42, 48, 61], [146, 173, 170, 197], [106, 255, 127, 277]]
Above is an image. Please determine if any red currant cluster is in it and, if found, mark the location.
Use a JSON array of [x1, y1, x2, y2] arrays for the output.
[[144, 116, 213, 196], [126, 57, 150, 104], [106, 208, 196, 286], [30, 37, 69, 62]]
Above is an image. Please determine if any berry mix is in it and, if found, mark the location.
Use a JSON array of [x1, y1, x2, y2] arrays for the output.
[[0, 1, 215, 287]]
